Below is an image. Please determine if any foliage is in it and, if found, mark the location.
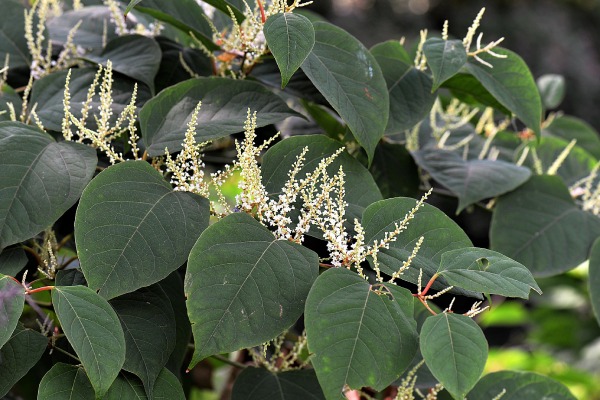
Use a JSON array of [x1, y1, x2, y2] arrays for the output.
[[0, 1, 598, 399]]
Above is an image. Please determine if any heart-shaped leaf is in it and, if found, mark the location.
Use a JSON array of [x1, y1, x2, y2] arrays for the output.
[[420, 313, 487, 400], [0, 122, 96, 250], [38, 363, 95, 400], [0, 325, 48, 398], [185, 212, 318, 367], [140, 77, 300, 156], [75, 160, 209, 299], [490, 175, 600, 276], [110, 285, 176, 397], [0, 274, 24, 349], [305, 268, 418, 399], [412, 147, 531, 213], [465, 48, 542, 137], [468, 370, 576, 400], [301, 21, 389, 163], [52, 285, 126, 398], [264, 13, 315, 88], [232, 367, 325, 400], [423, 38, 467, 90], [437, 247, 541, 298]]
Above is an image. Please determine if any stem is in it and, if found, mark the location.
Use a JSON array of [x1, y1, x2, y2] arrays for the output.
[[26, 286, 54, 295], [319, 263, 333, 268], [420, 273, 438, 297], [56, 234, 72, 251], [61, 256, 79, 269], [24, 295, 53, 331], [257, 0, 266, 23], [53, 346, 80, 363], [418, 297, 438, 316], [22, 245, 43, 267]]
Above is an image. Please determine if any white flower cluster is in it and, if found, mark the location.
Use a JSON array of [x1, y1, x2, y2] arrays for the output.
[[104, 0, 164, 38]]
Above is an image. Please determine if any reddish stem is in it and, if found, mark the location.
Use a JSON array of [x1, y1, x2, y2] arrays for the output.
[[419, 273, 439, 297], [257, 0, 266, 23], [26, 286, 54, 295], [8, 275, 21, 285], [418, 297, 438, 316]]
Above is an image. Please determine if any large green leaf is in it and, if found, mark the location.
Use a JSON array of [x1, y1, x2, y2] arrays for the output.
[[468, 370, 576, 400], [30, 68, 152, 132], [0, 1, 30, 68], [369, 142, 420, 198], [0, 274, 24, 349], [301, 21, 389, 163], [362, 198, 477, 296], [140, 77, 300, 156], [420, 313, 487, 400], [412, 147, 531, 213], [305, 268, 418, 399], [84, 35, 162, 94], [37, 363, 95, 400], [110, 286, 176, 397], [264, 13, 315, 88], [543, 115, 600, 159], [232, 367, 325, 399], [465, 48, 542, 137], [490, 175, 600, 276], [588, 238, 600, 326], [371, 41, 436, 138], [442, 73, 510, 114], [104, 369, 185, 400], [75, 161, 209, 299], [437, 247, 541, 298], [185, 212, 318, 367], [0, 325, 47, 398], [0, 246, 27, 276], [52, 285, 126, 398], [261, 135, 382, 238], [0, 122, 96, 251], [423, 38, 467, 91]]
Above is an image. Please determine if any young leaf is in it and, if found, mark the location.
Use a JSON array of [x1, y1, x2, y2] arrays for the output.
[[0, 325, 48, 398], [38, 363, 95, 400], [420, 313, 487, 399], [75, 161, 210, 299], [412, 147, 531, 213], [371, 41, 436, 137], [543, 114, 600, 159], [362, 198, 477, 297], [423, 38, 467, 91], [0, 247, 27, 276], [301, 21, 389, 163], [232, 367, 325, 399], [468, 370, 576, 400], [0, 274, 25, 349], [52, 285, 126, 398], [437, 247, 541, 298], [110, 286, 176, 397], [185, 213, 319, 367], [466, 48, 542, 137], [305, 268, 418, 399], [490, 175, 600, 276], [140, 77, 300, 156], [264, 13, 315, 88], [588, 238, 600, 326], [537, 74, 566, 110], [0, 122, 96, 251]]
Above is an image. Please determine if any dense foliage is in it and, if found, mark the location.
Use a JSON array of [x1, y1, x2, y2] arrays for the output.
[[1, 0, 600, 399]]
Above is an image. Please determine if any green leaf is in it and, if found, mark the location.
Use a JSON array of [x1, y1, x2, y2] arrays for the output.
[[0, 122, 96, 251], [140, 77, 300, 156], [437, 247, 541, 298], [537, 74, 566, 110], [30, 68, 151, 132], [301, 100, 346, 139], [0, 246, 28, 276], [75, 161, 209, 299], [412, 147, 531, 213], [38, 363, 95, 400], [160, 272, 191, 377], [0, 274, 24, 349], [110, 285, 176, 397], [132, 0, 218, 51], [55, 269, 87, 287], [103, 373, 146, 399], [0, 1, 30, 68], [442, 73, 510, 114], [369, 142, 420, 198], [423, 38, 467, 91], [52, 285, 126, 398], [543, 114, 600, 159], [465, 48, 542, 137], [420, 313, 487, 399], [84, 35, 161, 94], [305, 268, 418, 399], [125, 0, 145, 16], [301, 21, 389, 163], [264, 13, 315, 88], [362, 198, 477, 297], [198, 0, 245, 22], [153, 368, 186, 400], [491, 175, 600, 276], [588, 238, 600, 326], [261, 135, 382, 238], [0, 325, 47, 398], [468, 370, 576, 400], [232, 367, 325, 399], [155, 37, 213, 92], [185, 212, 318, 367], [371, 41, 436, 137]]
